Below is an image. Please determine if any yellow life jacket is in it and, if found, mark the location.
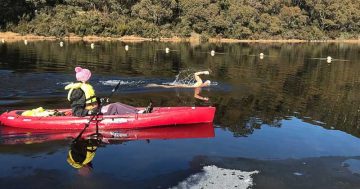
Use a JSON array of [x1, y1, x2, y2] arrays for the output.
[[65, 83, 97, 105]]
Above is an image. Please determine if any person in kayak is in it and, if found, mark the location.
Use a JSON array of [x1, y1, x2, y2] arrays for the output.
[[146, 71, 211, 88], [65, 67, 145, 117], [65, 67, 99, 117]]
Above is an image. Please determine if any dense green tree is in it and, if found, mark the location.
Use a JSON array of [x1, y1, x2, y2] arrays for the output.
[[3, 0, 359, 39], [279, 6, 307, 29], [131, 0, 177, 25], [0, 0, 34, 29]]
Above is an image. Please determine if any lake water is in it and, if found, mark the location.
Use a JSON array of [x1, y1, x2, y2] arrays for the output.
[[0, 41, 360, 188]]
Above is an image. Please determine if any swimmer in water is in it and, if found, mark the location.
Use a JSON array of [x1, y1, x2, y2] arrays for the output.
[[146, 71, 211, 88]]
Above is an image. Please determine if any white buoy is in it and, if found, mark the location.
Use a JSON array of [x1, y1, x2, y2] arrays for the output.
[[24, 40, 28, 45], [60, 41, 64, 47], [327, 56, 332, 63], [259, 53, 264, 59], [1, 39, 4, 43], [125, 45, 129, 51], [210, 50, 215, 56], [165, 47, 170, 54], [90, 43, 95, 49]]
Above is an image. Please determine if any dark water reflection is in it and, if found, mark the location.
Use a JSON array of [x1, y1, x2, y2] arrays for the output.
[[1, 41, 359, 137], [1, 41, 360, 188]]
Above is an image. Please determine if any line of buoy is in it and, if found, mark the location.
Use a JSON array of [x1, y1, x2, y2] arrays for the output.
[[17, 41, 338, 65], [259, 53, 264, 59], [1, 39, 4, 43], [327, 56, 332, 63]]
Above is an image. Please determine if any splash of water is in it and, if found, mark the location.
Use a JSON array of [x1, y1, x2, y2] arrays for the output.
[[170, 69, 197, 86]]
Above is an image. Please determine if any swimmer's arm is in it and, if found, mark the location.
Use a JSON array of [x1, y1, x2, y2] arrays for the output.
[[194, 71, 209, 76], [194, 71, 209, 84]]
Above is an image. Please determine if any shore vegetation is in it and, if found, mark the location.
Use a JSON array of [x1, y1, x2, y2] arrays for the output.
[[0, 0, 359, 40]]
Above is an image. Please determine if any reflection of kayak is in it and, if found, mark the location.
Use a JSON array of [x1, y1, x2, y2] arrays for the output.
[[0, 123, 215, 145], [0, 107, 215, 130]]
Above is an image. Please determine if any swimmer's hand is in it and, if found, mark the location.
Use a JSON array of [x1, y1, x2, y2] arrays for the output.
[[203, 71, 210, 75]]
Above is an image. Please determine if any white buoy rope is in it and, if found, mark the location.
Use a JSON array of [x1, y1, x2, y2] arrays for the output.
[[24, 39, 28, 45], [210, 50, 215, 56], [60, 41, 64, 47], [90, 43, 95, 49], [165, 47, 170, 53], [125, 45, 129, 51]]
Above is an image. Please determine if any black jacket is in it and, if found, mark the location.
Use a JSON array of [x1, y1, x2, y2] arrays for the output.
[[69, 88, 89, 117]]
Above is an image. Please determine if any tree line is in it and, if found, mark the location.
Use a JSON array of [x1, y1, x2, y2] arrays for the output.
[[0, 0, 359, 40]]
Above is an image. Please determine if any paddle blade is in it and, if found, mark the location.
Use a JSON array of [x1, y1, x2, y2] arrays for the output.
[[112, 81, 121, 92]]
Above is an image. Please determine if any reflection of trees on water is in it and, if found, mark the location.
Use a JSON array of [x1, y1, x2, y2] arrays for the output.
[[213, 95, 284, 137], [211, 43, 360, 137], [1, 42, 360, 137]]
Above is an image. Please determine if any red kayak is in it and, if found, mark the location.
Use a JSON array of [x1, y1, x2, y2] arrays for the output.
[[0, 107, 215, 130], [0, 123, 215, 145]]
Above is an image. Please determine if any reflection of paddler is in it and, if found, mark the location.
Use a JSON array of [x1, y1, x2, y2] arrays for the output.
[[67, 137, 101, 176]]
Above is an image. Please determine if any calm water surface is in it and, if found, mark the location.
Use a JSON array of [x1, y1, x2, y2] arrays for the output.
[[0, 41, 360, 188]]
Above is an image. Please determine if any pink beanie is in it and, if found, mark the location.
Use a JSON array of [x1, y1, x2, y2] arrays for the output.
[[75, 67, 91, 82]]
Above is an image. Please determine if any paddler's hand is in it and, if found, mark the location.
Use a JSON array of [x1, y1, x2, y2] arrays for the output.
[[88, 109, 98, 115], [203, 71, 210, 75]]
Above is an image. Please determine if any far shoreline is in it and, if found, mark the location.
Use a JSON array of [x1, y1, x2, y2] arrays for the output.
[[0, 32, 359, 44]]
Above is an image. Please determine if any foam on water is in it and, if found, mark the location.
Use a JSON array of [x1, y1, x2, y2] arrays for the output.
[[56, 81, 72, 85], [342, 159, 360, 174], [170, 165, 259, 189], [99, 80, 145, 86], [0, 100, 22, 105]]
